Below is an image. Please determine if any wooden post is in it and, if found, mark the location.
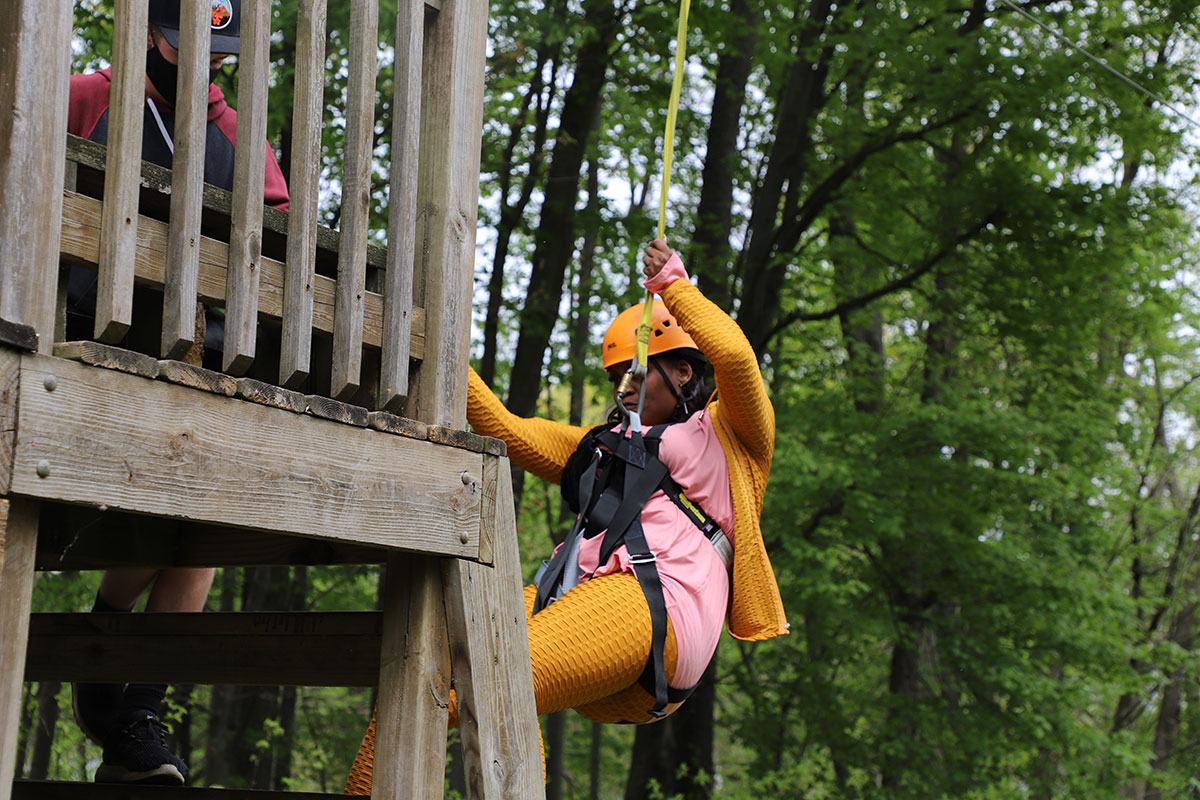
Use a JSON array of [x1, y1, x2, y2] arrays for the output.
[[331, 0, 379, 401], [0, 499, 40, 800], [443, 461, 543, 799], [0, 1, 71, 354], [161, 2, 212, 359], [373, 555, 452, 800], [404, 0, 489, 427], [280, 0, 329, 389], [94, 0, 149, 344], [223, 0, 272, 374], [377, 0, 426, 412]]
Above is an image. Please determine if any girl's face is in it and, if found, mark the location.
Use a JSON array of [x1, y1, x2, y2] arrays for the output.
[[605, 356, 693, 427]]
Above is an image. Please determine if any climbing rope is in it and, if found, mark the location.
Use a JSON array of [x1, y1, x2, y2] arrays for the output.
[[620, 0, 692, 422]]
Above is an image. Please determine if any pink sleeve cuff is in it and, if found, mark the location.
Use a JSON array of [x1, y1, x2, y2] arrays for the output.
[[645, 252, 690, 294]]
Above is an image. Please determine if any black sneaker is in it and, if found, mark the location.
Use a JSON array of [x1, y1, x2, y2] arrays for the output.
[[95, 711, 188, 785], [72, 682, 124, 746]]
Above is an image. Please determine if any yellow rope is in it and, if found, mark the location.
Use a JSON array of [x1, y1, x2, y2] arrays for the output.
[[633, 0, 692, 375]]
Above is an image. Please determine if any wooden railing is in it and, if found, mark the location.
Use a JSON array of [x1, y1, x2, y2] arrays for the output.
[[0, 0, 487, 427]]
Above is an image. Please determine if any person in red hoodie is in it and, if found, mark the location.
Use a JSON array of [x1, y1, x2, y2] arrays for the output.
[[68, 0, 290, 786]]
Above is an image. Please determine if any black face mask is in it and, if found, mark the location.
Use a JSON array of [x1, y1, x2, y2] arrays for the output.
[[145, 44, 221, 109]]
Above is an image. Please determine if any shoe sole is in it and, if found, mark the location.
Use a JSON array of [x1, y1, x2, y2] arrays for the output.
[[95, 763, 185, 786]]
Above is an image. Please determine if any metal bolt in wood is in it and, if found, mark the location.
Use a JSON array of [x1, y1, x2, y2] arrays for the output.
[[36, 460, 51, 478], [43, 374, 57, 391]]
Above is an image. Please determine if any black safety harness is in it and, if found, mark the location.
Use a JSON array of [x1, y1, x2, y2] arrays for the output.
[[532, 420, 733, 718]]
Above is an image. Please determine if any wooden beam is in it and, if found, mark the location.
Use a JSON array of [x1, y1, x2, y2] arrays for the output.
[[378, 0, 426, 412], [0, 1, 71, 355], [404, 0, 489, 427], [160, 0, 212, 359], [25, 612, 382, 686], [14, 782, 338, 800], [0, 500, 40, 800], [0, 350, 20, 495], [223, 0, 273, 374], [95, 0, 149, 343], [331, 0, 380, 401], [34, 505, 386, 570], [280, 0, 329, 388], [374, 555, 452, 800], [9, 354, 483, 557], [443, 461, 543, 798], [58, 191, 428, 361]]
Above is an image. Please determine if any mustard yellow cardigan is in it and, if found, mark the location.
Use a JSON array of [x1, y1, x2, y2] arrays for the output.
[[467, 278, 788, 642]]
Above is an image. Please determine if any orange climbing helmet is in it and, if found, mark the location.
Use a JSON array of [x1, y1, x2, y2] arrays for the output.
[[602, 301, 700, 369]]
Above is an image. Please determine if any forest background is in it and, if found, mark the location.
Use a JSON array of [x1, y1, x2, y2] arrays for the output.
[[20, 0, 1200, 798]]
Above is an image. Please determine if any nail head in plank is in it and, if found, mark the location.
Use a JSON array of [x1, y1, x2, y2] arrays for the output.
[[307, 395, 370, 427], [368, 411, 429, 440], [10, 355, 482, 554], [158, 359, 237, 397], [54, 341, 159, 379], [237, 377, 308, 413]]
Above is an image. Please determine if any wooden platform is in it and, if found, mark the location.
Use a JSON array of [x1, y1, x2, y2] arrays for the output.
[[14, 782, 337, 799]]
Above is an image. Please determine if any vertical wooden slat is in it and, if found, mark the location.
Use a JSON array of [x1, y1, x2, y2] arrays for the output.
[[223, 0, 272, 375], [331, 0, 379, 401], [160, 3, 212, 358], [378, 0, 426, 412], [279, 0, 329, 389], [374, 555, 451, 800], [0, 499, 40, 800], [93, 0, 148, 344], [443, 461, 544, 798], [404, 0, 489, 427], [0, 0, 71, 354]]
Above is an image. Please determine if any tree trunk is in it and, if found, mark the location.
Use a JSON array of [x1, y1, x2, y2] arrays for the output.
[[29, 680, 61, 780], [15, 682, 33, 779], [504, 0, 620, 420], [624, 662, 716, 800], [204, 567, 240, 786]]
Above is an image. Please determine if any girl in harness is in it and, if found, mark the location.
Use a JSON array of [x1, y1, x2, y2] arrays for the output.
[[344, 240, 785, 791]]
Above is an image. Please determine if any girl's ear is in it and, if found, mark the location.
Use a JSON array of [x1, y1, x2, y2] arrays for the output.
[[675, 358, 693, 387]]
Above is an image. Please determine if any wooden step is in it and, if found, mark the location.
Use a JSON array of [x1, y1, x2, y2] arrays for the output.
[[25, 613, 383, 686], [13, 780, 341, 799]]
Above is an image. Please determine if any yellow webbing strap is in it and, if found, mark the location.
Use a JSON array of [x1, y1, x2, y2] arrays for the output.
[[633, 0, 692, 375]]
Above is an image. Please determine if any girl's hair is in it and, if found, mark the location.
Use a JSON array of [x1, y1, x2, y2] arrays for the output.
[[561, 349, 712, 513]]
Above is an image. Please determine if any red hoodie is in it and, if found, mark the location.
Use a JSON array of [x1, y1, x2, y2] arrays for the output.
[[69, 68, 290, 211]]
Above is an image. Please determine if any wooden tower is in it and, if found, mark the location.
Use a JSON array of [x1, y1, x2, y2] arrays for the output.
[[0, 1, 543, 798]]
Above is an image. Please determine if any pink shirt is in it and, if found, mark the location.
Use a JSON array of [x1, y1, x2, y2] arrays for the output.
[[574, 411, 734, 688]]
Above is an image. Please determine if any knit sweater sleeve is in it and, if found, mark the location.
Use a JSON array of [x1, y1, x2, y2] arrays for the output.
[[466, 367, 589, 485], [657, 276, 774, 463]]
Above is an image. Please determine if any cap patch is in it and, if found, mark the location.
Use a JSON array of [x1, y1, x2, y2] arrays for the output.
[[211, 0, 234, 29]]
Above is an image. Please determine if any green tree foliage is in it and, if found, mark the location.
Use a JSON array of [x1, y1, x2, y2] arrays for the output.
[[45, 0, 1200, 796]]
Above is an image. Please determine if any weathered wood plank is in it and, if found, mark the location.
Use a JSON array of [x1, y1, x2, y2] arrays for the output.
[[223, 0, 273, 374], [0, 500, 40, 798], [0, 2, 71, 355], [378, 0, 426, 412], [35, 506, 386, 570], [58, 192, 428, 360], [428, 425, 487, 453], [53, 341, 159, 379], [477, 453, 499, 567], [0, 320, 38, 353], [94, 0, 149, 343], [13, 781, 338, 800], [25, 612, 381, 686], [306, 395, 369, 427], [0, 351, 20, 495], [65, 134, 392, 273], [157, 359, 237, 397], [368, 411, 429, 440], [404, 0, 489, 427], [9, 354, 483, 556], [161, 1, 212, 359], [443, 462, 543, 799], [280, 0, 329, 389], [331, 0, 380, 401], [374, 555, 451, 800], [236, 377, 308, 413]]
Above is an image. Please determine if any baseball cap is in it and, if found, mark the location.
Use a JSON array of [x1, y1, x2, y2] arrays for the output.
[[148, 0, 241, 56]]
